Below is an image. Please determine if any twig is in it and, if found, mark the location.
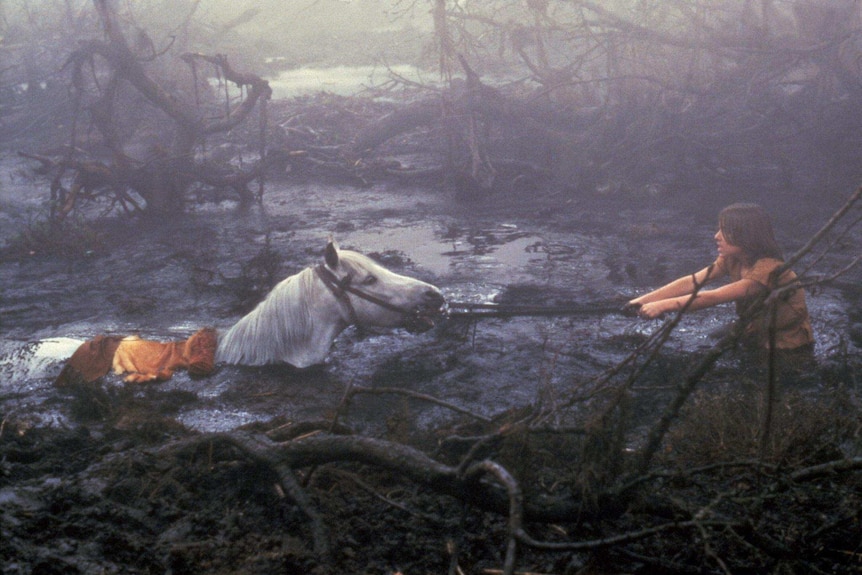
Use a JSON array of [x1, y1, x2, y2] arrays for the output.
[[790, 456, 862, 481], [515, 519, 737, 551], [780, 186, 862, 274], [272, 461, 331, 559], [0, 413, 10, 439], [614, 459, 777, 497], [463, 460, 523, 575], [564, 264, 721, 413], [173, 433, 332, 560], [799, 253, 862, 294], [696, 520, 733, 575], [348, 385, 492, 422], [760, 304, 779, 463], [635, 321, 744, 475], [795, 212, 862, 276], [482, 570, 555, 575], [325, 467, 449, 526]]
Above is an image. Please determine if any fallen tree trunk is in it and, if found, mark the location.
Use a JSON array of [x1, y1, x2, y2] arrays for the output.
[[352, 98, 443, 153], [162, 431, 613, 524], [155, 425, 862, 572], [352, 83, 580, 157]]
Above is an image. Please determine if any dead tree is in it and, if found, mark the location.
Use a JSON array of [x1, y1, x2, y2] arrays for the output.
[[41, 0, 271, 217], [350, 0, 862, 198]]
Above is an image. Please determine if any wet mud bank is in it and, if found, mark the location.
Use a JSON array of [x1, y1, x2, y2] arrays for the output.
[[1, 155, 861, 573]]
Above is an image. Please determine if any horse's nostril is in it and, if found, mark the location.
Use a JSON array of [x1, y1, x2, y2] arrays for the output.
[[425, 290, 446, 305]]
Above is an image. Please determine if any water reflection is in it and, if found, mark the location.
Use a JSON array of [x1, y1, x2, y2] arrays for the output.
[[267, 64, 428, 98], [344, 223, 544, 281]]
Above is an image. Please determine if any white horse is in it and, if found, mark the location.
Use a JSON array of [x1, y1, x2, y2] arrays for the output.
[[13, 240, 445, 385], [215, 240, 445, 368]]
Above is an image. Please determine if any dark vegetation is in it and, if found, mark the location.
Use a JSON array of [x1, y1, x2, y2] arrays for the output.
[[2, 1, 862, 574]]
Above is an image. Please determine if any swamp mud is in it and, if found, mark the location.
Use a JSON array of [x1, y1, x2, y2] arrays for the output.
[[1, 149, 861, 571]]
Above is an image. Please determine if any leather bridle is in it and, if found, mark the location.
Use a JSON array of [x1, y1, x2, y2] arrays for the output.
[[314, 264, 420, 326]]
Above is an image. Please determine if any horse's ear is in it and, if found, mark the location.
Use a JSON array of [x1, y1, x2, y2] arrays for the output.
[[325, 239, 339, 269]]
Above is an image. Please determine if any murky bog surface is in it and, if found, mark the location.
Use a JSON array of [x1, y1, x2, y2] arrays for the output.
[[1, 162, 860, 436]]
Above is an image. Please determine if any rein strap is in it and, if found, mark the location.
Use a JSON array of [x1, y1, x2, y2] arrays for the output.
[[315, 265, 414, 326]]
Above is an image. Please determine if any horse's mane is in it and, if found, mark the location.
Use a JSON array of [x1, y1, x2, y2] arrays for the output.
[[216, 266, 344, 368]]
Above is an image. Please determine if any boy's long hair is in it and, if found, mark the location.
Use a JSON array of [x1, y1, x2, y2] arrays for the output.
[[718, 203, 783, 264]]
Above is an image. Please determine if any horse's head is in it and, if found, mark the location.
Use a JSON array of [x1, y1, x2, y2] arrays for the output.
[[319, 240, 446, 331]]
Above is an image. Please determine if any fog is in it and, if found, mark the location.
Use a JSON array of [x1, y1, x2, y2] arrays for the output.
[[1, 3, 862, 574], [4, 0, 862, 209], [196, 0, 430, 67]]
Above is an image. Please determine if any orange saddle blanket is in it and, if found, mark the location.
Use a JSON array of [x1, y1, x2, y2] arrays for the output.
[[55, 328, 217, 385]]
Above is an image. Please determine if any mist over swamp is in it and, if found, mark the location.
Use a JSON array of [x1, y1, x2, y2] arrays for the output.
[[1, 2, 861, 574]]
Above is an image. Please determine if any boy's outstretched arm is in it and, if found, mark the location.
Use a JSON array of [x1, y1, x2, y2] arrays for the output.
[[637, 277, 763, 319], [627, 264, 722, 309]]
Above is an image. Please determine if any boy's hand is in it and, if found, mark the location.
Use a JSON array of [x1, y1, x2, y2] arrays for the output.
[[620, 301, 642, 317], [638, 301, 671, 319]]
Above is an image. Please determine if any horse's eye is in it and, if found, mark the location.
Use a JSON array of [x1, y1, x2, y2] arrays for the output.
[[362, 275, 377, 285]]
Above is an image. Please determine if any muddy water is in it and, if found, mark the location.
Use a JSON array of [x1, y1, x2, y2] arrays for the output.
[[1, 162, 859, 436]]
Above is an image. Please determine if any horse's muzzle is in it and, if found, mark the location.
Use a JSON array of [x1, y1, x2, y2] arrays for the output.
[[404, 290, 447, 332]]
